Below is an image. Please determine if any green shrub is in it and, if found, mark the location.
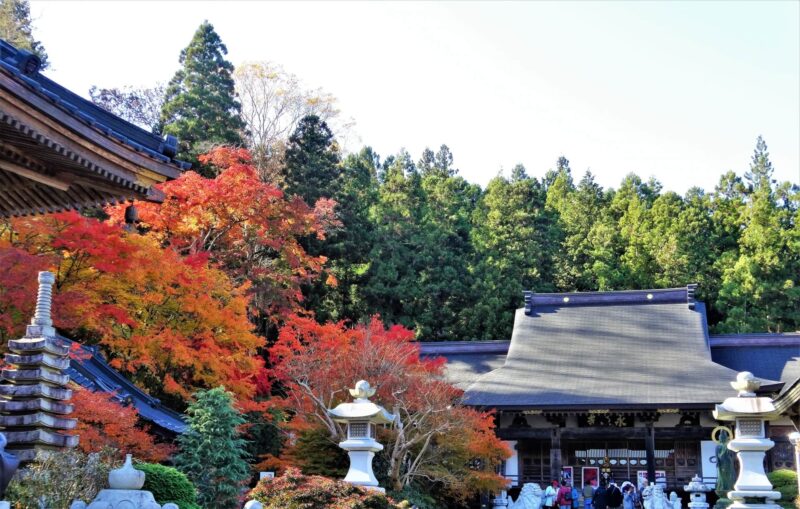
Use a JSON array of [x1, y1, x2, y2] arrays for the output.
[[249, 467, 399, 509], [135, 462, 200, 509], [767, 469, 798, 509]]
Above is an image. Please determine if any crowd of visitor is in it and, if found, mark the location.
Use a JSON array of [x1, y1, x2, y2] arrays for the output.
[[541, 478, 649, 509]]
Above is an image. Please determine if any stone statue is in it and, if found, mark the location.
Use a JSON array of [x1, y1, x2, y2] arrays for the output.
[[652, 485, 668, 509], [714, 429, 734, 497], [0, 433, 19, 499], [641, 482, 655, 509], [507, 483, 543, 509], [669, 492, 682, 509]]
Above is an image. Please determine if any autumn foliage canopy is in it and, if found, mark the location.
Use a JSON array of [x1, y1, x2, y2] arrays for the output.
[[0, 147, 333, 408]]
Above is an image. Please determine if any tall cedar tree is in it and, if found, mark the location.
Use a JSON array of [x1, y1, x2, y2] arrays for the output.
[[160, 21, 245, 175], [281, 115, 346, 321], [0, 0, 48, 68], [176, 387, 250, 509], [282, 114, 341, 205]]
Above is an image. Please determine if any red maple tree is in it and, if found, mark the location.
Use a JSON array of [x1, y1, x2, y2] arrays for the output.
[[71, 388, 174, 462], [269, 315, 510, 498], [107, 146, 338, 322]]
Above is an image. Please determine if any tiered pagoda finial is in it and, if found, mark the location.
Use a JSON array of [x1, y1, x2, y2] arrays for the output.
[[0, 271, 77, 462]]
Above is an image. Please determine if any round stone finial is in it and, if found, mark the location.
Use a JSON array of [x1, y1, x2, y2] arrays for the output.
[[244, 501, 264, 509], [731, 371, 761, 397], [349, 380, 376, 400], [108, 454, 145, 490]]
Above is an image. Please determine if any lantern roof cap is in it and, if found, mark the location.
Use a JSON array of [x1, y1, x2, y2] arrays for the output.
[[328, 380, 396, 424], [713, 372, 780, 421]]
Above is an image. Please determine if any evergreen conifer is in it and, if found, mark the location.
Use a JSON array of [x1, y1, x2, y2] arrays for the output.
[[175, 387, 250, 509], [160, 21, 245, 175]]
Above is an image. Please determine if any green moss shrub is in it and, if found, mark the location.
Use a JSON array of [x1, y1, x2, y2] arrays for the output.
[[767, 469, 798, 509], [135, 462, 200, 509]]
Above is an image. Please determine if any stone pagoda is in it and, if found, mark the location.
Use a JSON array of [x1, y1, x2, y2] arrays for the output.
[[0, 271, 77, 462]]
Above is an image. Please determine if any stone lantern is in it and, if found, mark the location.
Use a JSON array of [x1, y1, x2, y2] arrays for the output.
[[712, 372, 782, 509], [684, 474, 710, 509], [328, 380, 396, 492]]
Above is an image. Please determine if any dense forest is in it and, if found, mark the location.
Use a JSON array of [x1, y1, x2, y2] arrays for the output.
[[4, 14, 799, 343], [95, 22, 799, 341]]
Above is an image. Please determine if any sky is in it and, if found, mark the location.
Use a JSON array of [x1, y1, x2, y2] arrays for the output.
[[28, 1, 800, 193]]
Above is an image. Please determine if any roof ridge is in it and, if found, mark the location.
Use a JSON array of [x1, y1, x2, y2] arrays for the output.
[[524, 285, 697, 315]]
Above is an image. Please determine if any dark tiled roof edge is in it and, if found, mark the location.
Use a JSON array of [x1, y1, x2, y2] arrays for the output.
[[60, 336, 186, 433], [0, 39, 190, 173], [709, 333, 800, 347], [524, 286, 696, 314]]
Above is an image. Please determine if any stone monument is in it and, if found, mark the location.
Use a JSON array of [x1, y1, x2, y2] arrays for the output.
[[0, 271, 77, 462], [684, 474, 710, 509], [653, 485, 669, 509], [712, 372, 782, 509], [71, 454, 174, 509], [328, 380, 396, 492]]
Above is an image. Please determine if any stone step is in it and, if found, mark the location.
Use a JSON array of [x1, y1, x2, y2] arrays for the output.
[[4, 428, 79, 448], [1, 368, 70, 386], [4, 352, 70, 370], [0, 411, 76, 429], [7, 337, 70, 356], [0, 398, 73, 414], [0, 383, 72, 400]]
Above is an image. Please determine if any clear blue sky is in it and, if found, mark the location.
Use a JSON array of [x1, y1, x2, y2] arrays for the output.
[[29, 1, 800, 193]]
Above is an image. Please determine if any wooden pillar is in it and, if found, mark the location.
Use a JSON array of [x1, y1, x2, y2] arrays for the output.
[[551, 426, 562, 482], [645, 422, 656, 484]]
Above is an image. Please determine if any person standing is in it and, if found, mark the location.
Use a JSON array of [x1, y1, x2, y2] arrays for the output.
[[593, 481, 609, 509], [557, 480, 573, 509], [622, 483, 636, 509], [583, 479, 597, 509], [572, 482, 581, 509], [545, 480, 559, 509], [607, 482, 624, 509]]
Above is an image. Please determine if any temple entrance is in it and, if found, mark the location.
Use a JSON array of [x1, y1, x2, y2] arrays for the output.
[[517, 439, 701, 490]]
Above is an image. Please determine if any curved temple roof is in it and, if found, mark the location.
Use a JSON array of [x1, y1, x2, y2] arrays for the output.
[[422, 287, 789, 410], [61, 337, 186, 434], [0, 39, 189, 217]]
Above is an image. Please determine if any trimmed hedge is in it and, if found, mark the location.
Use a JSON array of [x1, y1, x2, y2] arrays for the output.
[[767, 469, 798, 509], [135, 462, 200, 509]]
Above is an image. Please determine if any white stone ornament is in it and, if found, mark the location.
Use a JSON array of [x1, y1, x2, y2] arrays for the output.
[[507, 483, 543, 509], [669, 492, 682, 509], [684, 474, 710, 509], [652, 485, 668, 509], [713, 372, 782, 509], [109, 455, 146, 490], [75, 454, 172, 509], [244, 501, 264, 509], [642, 483, 655, 509], [328, 380, 396, 493], [730, 372, 761, 397]]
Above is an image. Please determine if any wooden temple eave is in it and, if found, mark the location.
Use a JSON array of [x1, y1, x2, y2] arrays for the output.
[[0, 65, 183, 217]]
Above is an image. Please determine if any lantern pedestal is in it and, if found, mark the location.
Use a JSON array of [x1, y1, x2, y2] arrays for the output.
[[339, 438, 383, 491]]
